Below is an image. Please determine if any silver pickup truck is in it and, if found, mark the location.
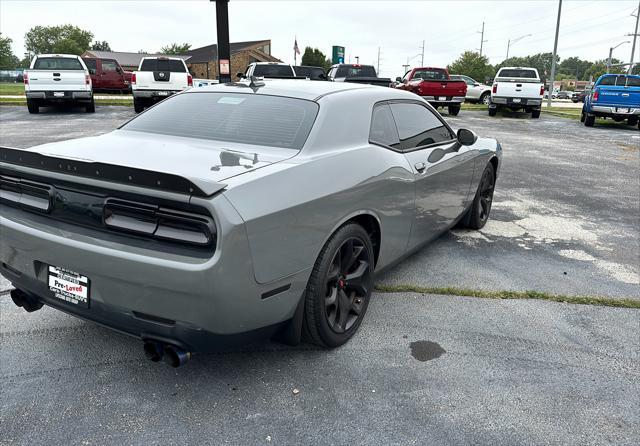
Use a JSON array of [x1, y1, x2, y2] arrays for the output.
[[24, 54, 94, 114]]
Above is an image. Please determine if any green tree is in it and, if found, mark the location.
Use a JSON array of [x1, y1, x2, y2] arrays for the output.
[[301, 47, 331, 71], [24, 24, 93, 55], [447, 51, 494, 83], [583, 59, 625, 81], [496, 52, 559, 84], [91, 40, 111, 51], [558, 56, 593, 81], [160, 43, 191, 55], [0, 33, 20, 69]]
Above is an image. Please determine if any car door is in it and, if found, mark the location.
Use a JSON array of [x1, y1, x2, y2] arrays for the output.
[[100, 60, 120, 90], [388, 101, 477, 248]]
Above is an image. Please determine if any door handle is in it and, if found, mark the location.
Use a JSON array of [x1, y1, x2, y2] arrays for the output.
[[414, 162, 426, 172]]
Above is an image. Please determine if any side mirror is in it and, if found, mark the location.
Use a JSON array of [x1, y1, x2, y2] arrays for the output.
[[395, 76, 402, 82], [115, 67, 122, 73], [236, 72, 245, 79], [457, 128, 477, 146]]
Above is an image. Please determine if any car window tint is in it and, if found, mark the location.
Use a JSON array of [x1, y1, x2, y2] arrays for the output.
[[122, 92, 319, 150], [84, 59, 97, 70], [140, 59, 186, 72], [335, 65, 377, 78], [626, 77, 640, 87], [498, 69, 537, 78], [33, 57, 84, 70], [103, 61, 117, 72], [412, 69, 447, 81], [370, 104, 400, 148], [598, 76, 617, 86], [389, 103, 453, 151], [252, 65, 294, 77]]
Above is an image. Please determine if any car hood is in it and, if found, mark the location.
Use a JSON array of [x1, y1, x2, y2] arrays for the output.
[[25, 129, 297, 186]]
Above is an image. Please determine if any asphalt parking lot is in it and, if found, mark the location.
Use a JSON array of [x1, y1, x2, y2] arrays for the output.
[[1, 105, 639, 445]]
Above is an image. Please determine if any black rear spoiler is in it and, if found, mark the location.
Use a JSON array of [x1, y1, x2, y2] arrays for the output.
[[0, 147, 224, 197]]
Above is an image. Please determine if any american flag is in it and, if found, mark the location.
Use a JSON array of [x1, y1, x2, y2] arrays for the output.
[[293, 38, 300, 55]]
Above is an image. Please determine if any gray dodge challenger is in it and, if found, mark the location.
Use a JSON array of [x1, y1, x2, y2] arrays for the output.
[[0, 80, 501, 367]]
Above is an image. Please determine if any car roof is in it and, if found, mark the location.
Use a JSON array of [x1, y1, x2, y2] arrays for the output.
[[187, 79, 406, 101], [36, 54, 81, 58]]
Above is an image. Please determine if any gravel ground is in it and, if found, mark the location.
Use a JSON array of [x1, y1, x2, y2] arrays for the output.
[[0, 105, 639, 445]]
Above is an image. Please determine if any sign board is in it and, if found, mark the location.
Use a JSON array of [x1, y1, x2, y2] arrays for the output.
[[219, 59, 230, 75], [332, 46, 345, 64]]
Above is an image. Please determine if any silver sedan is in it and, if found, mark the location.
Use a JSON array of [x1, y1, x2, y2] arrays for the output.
[[0, 80, 501, 366]]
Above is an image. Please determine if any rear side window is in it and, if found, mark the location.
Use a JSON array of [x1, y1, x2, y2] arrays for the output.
[[252, 65, 294, 77], [369, 104, 400, 148], [335, 65, 377, 78], [412, 69, 447, 81], [498, 69, 538, 79], [33, 57, 84, 70], [389, 103, 454, 151], [103, 61, 118, 72], [140, 59, 187, 72], [626, 77, 640, 87], [122, 92, 319, 150]]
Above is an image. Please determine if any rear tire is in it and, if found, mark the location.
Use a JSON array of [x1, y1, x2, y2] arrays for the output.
[[531, 109, 540, 119], [302, 223, 374, 348], [584, 114, 595, 127], [133, 98, 144, 113], [463, 162, 495, 230], [488, 107, 497, 116], [448, 105, 461, 116], [85, 100, 95, 113], [628, 116, 638, 126], [27, 99, 39, 114], [580, 112, 586, 122]]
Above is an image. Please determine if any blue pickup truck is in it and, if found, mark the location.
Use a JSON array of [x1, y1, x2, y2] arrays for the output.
[[582, 74, 640, 129]]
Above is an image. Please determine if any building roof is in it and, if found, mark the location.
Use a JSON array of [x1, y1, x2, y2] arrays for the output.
[[184, 40, 272, 63], [82, 50, 191, 67]]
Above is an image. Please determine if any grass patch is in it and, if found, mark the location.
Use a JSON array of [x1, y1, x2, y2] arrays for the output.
[[0, 82, 25, 95], [375, 284, 640, 309]]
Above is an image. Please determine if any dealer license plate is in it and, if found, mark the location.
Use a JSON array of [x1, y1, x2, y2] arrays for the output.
[[438, 96, 447, 101], [158, 91, 169, 96], [53, 92, 64, 97], [48, 265, 90, 307], [512, 98, 521, 103], [616, 107, 629, 113]]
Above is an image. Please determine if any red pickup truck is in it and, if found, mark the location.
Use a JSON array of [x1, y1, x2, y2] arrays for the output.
[[394, 67, 467, 115], [82, 57, 132, 93]]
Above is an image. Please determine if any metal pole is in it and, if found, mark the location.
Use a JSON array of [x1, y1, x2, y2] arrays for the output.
[[607, 47, 613, 74], [214, 0, 231, 83], [421, 40, 425, 66], [506, 40, 510, 62], [377, 47, 381, 74], [629, 2, 639, 74], [480, 22, 485, 56], [547, 0, 562, 108]]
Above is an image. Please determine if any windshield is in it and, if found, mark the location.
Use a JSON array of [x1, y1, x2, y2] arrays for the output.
[[122, 92, 319, 150], [33, 57, 84, 70], [412, 69, 448, 81], [335, 65, 377, 78], [498, 69, 538, 79], [252, 65, 294, 77], [140, 59, 186, 72]]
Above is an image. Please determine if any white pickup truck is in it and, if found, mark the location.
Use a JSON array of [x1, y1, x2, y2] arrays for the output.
[[131, 57, 192, 113], [24, 54, 94, 114], [488, 67, 544, 118]]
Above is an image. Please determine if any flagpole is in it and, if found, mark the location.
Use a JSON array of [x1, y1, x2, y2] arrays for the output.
[[294, 36, 297, 65]]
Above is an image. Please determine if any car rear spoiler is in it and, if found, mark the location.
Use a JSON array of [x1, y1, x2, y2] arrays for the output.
[[0, 146, 225, 197]]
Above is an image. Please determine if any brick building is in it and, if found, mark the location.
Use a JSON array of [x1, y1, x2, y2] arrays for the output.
[[184, 39, 281, 79]]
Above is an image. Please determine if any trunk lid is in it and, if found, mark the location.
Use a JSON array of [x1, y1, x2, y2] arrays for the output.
[[26, 70, 88, 91], [414, 79, 467, 97], [595, 86, 640, 108], [493, 80, 543, 99]]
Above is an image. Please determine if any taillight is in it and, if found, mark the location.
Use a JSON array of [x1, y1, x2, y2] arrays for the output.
[[187, 74, 193, 87], [23, 72, 28, 85], [492, 83, 497, 94], [131, 73, 137, 84], [592, 90, 599, 102], [85, 74, 91, 85], [539, 85, 545, 96]]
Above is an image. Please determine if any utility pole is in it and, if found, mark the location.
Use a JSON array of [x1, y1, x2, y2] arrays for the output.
[[377, 47, 381, 74], [213, 0, 231, 83], [547, 0, 562, 108], [420, 40, 425, 66], [478, 22, 487, 56], [628, 2, 639, 74]]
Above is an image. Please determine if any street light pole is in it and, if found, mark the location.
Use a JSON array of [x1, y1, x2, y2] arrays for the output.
[[608, 41, 630, 74], [547, 0, 562, 108], [505, 34, 532, 63]]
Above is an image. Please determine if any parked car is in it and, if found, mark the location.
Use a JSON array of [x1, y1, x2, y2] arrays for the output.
[[1, 80, 501, 367], [543, 91, 557, 99], [83, 57, 132, 93], [556, 91, 572, 100], [132, 56, 193, 113], [241, 62, 298, 79], [293, 65, 326, 80], [582, 74, 640, 128], [326, 64, 392, 87], [394, 67, 467, 115], [571, 89, 590, 103], [450, 74, 492, 104], [23, 54, 94, 114], [489, 67, 544, 118]]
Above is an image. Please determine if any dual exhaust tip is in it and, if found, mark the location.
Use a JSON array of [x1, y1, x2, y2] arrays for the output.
[[144, 341, 191, 368]]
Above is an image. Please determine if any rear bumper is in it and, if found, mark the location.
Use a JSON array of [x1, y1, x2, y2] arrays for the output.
[[26, 90, 92, 101], [133, 89, 181, 99], [422, 96, 465, 105], [590, 105, 640, 116], [0, 195, 308, 352], [491, 96, 542, 107]]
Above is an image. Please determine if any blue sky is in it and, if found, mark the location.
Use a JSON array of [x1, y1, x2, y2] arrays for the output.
[[1, 0, 638, 77]]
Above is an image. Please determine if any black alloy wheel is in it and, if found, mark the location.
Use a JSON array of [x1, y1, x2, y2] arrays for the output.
[[302, 223, 374, 347], [463, 162, 495, 230]]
